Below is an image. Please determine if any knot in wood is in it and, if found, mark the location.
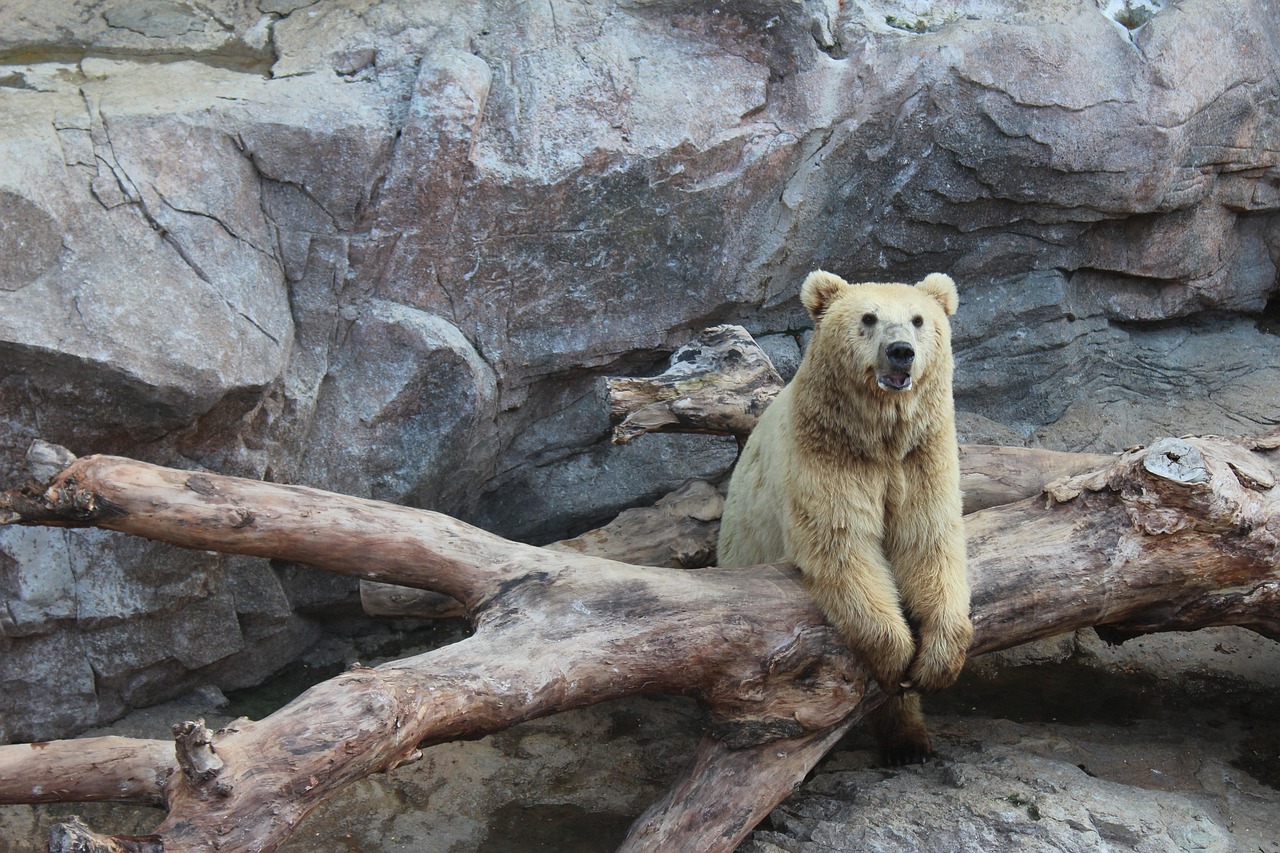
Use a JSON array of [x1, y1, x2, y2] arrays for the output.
[[1141, 439, 1208, 486]]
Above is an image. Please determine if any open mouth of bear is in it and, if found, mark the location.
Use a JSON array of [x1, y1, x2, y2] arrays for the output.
[[877, 372, 913, 392]]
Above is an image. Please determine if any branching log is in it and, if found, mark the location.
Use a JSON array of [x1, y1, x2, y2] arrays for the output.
[[359, 445, 1115, 619], [1, 427, 1279, 852]]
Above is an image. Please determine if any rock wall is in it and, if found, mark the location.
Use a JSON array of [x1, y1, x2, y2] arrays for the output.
[[1, 0, 1278, 741]]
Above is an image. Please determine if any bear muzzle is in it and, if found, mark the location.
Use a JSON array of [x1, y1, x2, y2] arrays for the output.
[[877, 341, 915, 392]]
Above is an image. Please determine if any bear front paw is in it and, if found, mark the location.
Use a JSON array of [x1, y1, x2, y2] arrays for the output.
[[908, 616, 973, 693], [861, 629, 917, 696]]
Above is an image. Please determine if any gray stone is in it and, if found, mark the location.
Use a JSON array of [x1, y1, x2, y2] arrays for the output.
[[0, 190, 62, 292], [467, 377, 738, 543], [0, 527, 77, 636], [0, 1, 275, 64], [755, 333, 804, 381], [0, 525, 318, 742], [298, 299, 499, 511], [103, 2, 207, 39], [0, 629, 100, 743], [0, 62, 294, 481], [744, 730, 1242, 853]]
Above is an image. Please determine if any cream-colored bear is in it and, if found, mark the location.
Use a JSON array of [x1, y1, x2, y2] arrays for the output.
[[718, 270, 972, 765]]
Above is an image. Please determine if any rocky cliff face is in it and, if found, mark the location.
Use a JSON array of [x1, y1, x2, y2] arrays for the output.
[[1, 0, 1277, 741]]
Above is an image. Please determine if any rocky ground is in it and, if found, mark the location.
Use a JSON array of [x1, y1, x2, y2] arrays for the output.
[[3, 624, 1278, 853]]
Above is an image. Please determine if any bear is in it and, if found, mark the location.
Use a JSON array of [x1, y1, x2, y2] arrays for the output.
[[717, 269, 972, 765]]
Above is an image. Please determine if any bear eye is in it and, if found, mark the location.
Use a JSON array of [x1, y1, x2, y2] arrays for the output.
[[861, 313, 877, 327], [912, 315, 924, 328]]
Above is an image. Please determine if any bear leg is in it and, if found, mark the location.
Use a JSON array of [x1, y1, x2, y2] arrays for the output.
[[799, 564, 917, 694], [891, 439, 973, 692], [908, 611, 974, 693], [789, 472, 918, 693], [871, 692, 932, 766]]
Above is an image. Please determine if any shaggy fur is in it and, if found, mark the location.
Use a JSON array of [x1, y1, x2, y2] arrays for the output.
[[718, 270, 972, 765]]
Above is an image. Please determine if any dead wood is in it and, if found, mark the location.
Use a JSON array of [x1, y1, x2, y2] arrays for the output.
[[359, 444, 1112, 620], [606, 324, 784, 446], [1, 426, 1279, 852], [957, 443, 1116, 513], [0, 737, 172, 806], [47, 817, 161, 853]]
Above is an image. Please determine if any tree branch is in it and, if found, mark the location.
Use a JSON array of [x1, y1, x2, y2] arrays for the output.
[[0, 737, 172, 806]]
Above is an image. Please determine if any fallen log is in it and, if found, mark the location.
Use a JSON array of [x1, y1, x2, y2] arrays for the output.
[[2, 427, 1279, 852], [359, 442, 1115, 620]]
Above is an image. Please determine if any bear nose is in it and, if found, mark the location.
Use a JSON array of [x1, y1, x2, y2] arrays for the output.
[[886, 341, 915, 369]]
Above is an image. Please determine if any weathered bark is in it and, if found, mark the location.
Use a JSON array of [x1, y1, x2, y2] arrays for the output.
[[362, 444, 1115, 623], [957, 443, 1116, 513], [0, 737, 172, 806], [47, 817, 161, 853], [360, 445, 1113, 619], [619, 721, 857, 852], [544, 478, 726, 568], [606, 324, 784, 446], [1, 428, 1279, 852]]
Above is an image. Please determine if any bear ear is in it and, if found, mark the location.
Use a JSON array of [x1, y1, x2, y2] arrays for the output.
[[916, 273, 958, 316], [800, 270, 850, 322]]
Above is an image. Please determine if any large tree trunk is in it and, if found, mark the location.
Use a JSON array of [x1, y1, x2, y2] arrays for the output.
[[2, 328, 1278, 852], [1, 425, 1278, 852]]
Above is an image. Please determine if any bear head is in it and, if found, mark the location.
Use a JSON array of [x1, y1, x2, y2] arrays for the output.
[[800, 270, 957, 394]]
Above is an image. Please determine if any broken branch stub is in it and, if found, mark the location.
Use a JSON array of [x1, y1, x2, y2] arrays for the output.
[[607, 324, 784, 445], [172, 720, 226, 791], [47, 817, 161, 853]]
